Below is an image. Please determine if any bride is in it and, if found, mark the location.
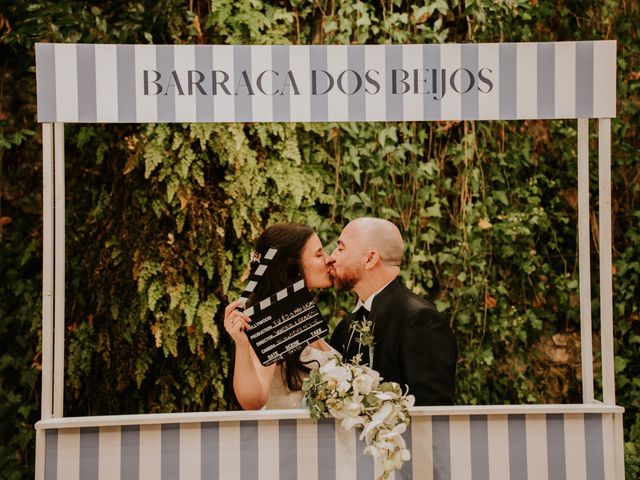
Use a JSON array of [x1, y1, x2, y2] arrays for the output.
[[223, 223, 338, 409]]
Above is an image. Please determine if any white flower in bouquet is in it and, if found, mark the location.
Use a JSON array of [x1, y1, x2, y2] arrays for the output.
[[327, 395, 361, 419], [353, 367, 380, 396], [320, 359, 352, 394], [385, 448, 411, 473], [341, 414, 366, 430], [361, 402, 394, 438]]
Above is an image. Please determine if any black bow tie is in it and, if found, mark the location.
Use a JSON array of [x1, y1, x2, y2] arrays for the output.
[[353, 306, 370, 321]]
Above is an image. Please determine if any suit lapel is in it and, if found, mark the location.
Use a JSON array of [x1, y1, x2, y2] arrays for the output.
[[368, 277, 401, 328]]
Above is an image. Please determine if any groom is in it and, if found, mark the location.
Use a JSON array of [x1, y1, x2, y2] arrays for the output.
[[328, 217, 456, 406]]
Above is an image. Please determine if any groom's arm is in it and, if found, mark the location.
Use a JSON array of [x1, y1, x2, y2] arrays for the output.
[[399, 306, 456, 406]]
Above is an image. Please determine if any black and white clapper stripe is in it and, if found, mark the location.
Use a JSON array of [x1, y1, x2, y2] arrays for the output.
[[244, 280, 306, 318], [238, 247, 278, 307]]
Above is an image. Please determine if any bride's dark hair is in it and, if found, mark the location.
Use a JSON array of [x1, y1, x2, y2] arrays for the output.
[[246, 222, 315, 391]]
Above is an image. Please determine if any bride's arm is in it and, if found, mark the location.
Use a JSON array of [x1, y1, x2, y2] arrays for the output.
[[224, 299, 276, 410], [232, 342, 276, 409]]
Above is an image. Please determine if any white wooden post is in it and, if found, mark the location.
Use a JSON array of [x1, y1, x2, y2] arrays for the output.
[[53, 122, 65, 418], [577, 118, 595, 403], [36, 122, 55, 480], [598, 118, 616, 405]]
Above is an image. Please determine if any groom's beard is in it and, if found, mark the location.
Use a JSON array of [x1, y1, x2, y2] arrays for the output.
[[332, 270, 360, 292]]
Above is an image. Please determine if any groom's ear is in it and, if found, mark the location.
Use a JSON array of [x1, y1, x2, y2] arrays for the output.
[[364, 249, 381, 270]]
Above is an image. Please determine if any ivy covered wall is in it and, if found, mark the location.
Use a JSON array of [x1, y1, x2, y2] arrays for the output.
[[1, 0, 639, 477]]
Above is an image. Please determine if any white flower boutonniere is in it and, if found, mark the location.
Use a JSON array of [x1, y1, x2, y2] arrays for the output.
[[349, 316, 375, 367]]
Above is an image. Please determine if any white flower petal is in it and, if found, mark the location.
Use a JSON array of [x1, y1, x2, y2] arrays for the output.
[[320, 358, 337, 373], [341, 415, 365, 430], [401, 449, 411, 461], [361, 402, 393, 437], [375, 392, 399, 401]]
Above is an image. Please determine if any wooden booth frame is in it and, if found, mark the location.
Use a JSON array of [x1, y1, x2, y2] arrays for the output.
[[34, 41, 624, 479]]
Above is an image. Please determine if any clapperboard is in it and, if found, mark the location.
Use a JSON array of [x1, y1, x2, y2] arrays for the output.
[[239, 248, 328, 366]]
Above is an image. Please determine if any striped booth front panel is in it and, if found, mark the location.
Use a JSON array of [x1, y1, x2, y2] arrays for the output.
[[35, 42, 616, 123], [42, 413, 618, 480]]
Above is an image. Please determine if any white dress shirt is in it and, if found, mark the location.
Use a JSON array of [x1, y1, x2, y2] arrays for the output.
[[351, 278, 395, 313]]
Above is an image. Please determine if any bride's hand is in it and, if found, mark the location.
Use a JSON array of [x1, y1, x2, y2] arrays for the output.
[[224, 299, 252, 345]]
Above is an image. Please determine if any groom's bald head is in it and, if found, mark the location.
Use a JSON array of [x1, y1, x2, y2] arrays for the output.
[[346, 217, 404, 267], [329, 217, 404, 297]]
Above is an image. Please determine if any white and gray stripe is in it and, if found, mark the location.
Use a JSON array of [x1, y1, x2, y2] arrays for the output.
[[470, 415, 489, 479], [461, 44, 479, 120], [547, 414, 566, 480], [272, 46, 291, 122], [201, 422, 219, 478], [317, 418, 336, 479], [121, 425, 139, 479], [241, 420, 259, 479], [161, 424, 179, 479], [79, 427, 99, 480], [116, 45, 136, 122], [35, 41, 616, 123], [40, 412, 615, 479], [76, 45, 97, 123], [585, 413, 605, 480], [433, 415, 451, 479], [194, 46, 213, 121], [508, 414, 527, 480], [537, 42, 555, 119], [423, 44, 441, 120], [279, 419, 297, 480], [309, 46, 327, 122], [499, 43, 517, 119], [45, 429, 57, 480]]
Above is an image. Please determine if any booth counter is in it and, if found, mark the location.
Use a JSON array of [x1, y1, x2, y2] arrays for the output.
[[36, 404, 623, 480]]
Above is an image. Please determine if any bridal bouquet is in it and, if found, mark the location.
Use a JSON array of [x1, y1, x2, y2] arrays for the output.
[[302, 357, 415, 479]]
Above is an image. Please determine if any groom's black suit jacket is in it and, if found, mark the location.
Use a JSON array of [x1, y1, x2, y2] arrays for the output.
[[329, 277, 456, 406]]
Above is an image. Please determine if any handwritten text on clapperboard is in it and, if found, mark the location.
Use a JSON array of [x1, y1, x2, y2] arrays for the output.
[[244, 280, 327, 366]]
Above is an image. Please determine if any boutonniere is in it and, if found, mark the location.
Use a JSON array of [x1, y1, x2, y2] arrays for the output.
[[349, 317, 375, 367]]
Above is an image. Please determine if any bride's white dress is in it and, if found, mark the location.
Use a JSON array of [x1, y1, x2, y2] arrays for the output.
[[264, 342, 339, 409]]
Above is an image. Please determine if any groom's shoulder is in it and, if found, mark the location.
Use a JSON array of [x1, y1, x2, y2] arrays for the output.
[[383, 278, 439, 315]]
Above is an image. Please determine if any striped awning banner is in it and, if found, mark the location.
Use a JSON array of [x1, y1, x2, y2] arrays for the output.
[[35, 41, 616, 124]]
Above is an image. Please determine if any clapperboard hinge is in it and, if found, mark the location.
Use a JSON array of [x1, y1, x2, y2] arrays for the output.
[[238, 247, 278, 308]]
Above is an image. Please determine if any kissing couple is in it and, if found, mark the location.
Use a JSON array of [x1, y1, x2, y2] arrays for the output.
[[223, 217, 456, 410]]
